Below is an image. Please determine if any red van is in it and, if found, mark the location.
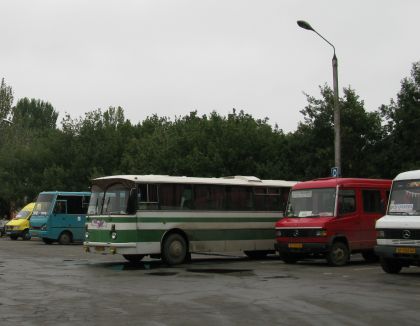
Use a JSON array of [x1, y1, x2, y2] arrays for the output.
[[275, 178, 391, 266]]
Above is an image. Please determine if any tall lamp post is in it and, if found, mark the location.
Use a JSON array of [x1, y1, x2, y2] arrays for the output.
[[297, 20, 341, 177]]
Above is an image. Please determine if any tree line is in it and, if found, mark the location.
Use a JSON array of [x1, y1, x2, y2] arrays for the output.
[[0, 61, 419, 216]]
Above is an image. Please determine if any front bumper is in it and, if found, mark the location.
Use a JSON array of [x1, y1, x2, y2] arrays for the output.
[[275, 242, 330, 255], [6, 230, 23, 236], [30, 229, 47, 238], [375, 245, 420, 262], [84, 241, 137, 255]]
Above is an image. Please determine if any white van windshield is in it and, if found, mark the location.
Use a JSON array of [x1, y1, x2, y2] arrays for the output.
[[388, 180, 420, 216]]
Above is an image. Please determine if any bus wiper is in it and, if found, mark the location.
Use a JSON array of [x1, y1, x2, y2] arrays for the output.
[[104, 197, 111, 213]]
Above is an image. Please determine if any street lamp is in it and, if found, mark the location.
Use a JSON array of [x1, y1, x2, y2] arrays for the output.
[[297, 20, 341, 177]]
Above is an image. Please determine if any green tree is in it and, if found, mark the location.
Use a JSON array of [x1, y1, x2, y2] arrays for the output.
[[0, 78, 13, 120], [287, 85, 383, 180], [380, 61, 420, 177], [12, 98, 58, 130]]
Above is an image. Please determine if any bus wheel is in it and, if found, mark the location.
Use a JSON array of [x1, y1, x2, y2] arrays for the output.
[[327, 241, 349, 266], [10, 234, 18, 240], [42, 238, 54, 244], [22, 229, 31, 241], [123, 255, 145, 263], [244, 250, 269, 259], [58, 232, 72, 245], [380, 258, 402, 274], [162, 233, 188, 266]]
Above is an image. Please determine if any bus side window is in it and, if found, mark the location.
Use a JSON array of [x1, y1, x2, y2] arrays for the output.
[[181, 188, 192, 209], [54, 201, 67, 214], [138, 184, 159, 210]]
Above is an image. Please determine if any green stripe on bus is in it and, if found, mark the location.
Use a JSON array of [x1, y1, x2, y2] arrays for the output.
[[87, 216, 279, 223], [88, 228, 275, 243]]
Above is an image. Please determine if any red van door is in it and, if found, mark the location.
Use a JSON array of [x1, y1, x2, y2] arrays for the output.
[[359, 189, 386, 249], [330, 188, 362, 250]]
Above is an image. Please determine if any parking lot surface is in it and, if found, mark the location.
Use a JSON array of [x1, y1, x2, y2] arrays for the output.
[[1, 237, 420, 326]]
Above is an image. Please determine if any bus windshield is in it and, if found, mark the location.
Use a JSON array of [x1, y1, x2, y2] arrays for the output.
[[33, 194, 54, 215], [388, 180, 420, 216], [88, 185, 105, 215], [88, 184, 130, 215], [286, 188, 336, 218]]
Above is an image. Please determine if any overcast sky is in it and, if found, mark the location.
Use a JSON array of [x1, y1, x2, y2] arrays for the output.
[[2, 1, 419, 132]]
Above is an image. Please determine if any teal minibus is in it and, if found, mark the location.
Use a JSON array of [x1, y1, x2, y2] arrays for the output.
[[30, 191, 91, 244]]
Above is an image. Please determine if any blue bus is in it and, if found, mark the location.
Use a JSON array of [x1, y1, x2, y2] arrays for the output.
[[30, 191, 91, 244]]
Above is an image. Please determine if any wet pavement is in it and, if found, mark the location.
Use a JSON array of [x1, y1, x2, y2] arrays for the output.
[[1, 236, 420, 326]]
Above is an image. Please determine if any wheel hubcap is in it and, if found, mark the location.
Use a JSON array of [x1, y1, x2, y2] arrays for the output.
[[169, 240, 183, 257]]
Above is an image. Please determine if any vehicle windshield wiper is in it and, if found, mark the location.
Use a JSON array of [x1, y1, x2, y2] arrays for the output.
[[104, 197, 111, 213], [389, 211, 410, 216]]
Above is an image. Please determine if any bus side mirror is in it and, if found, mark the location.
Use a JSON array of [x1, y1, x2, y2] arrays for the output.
[[127, 188, 137, 214]]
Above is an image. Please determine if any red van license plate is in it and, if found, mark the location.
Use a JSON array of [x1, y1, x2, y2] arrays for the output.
[[288, 243, 303, 249], [395, 247, 416, 254]]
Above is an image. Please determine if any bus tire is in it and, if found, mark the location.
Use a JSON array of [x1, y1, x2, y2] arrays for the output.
[[380, 258, 402, 274], [123, 254, 145, 263], [22, 229, 31, 241], [244, 250, 269, 259], [162, 233, 188, 266], [327, 241, 349, 266], [42, 238, 54, 244], [58, 231, 72, 245]]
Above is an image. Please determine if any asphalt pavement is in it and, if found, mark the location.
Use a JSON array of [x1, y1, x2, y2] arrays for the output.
[[1, 237, 420, 326]]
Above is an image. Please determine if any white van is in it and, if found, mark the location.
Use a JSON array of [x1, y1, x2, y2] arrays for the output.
[[375, 170, 420, 273]]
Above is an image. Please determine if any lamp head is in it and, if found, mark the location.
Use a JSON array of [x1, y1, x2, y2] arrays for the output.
[[297, 20, 314, 31]]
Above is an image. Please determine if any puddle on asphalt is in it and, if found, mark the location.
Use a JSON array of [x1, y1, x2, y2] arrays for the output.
[[186, 268, 253, 275], [263, 275, 298, 280], [146, 272, 178, 276], [101, 261, 164, 271]]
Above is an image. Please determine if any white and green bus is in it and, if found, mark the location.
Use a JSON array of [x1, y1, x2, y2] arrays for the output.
[[84, 175, 296, 265]]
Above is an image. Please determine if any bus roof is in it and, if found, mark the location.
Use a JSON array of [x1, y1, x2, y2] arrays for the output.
[[292, 177, 391, 190], [394, 170, 420, 181], [39, 191, 91, 196], [92, 175, 297, 188]]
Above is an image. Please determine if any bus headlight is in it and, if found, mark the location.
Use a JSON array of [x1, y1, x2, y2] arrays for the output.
[[111, 231, 117, 240], [41, 224, 47, 231], [377, 230, 385, 239], [85, 231, 89, 239]]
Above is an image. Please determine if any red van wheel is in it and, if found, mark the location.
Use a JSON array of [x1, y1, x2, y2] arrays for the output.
[[327, 242, 349, 266]]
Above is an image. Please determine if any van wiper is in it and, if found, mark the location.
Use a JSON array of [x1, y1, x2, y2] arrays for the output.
[[306, 214, 320, 218], [389, 211, 410, 216]]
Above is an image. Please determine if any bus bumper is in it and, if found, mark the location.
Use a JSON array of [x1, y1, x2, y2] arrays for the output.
[[84, 241, 137, 255]]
